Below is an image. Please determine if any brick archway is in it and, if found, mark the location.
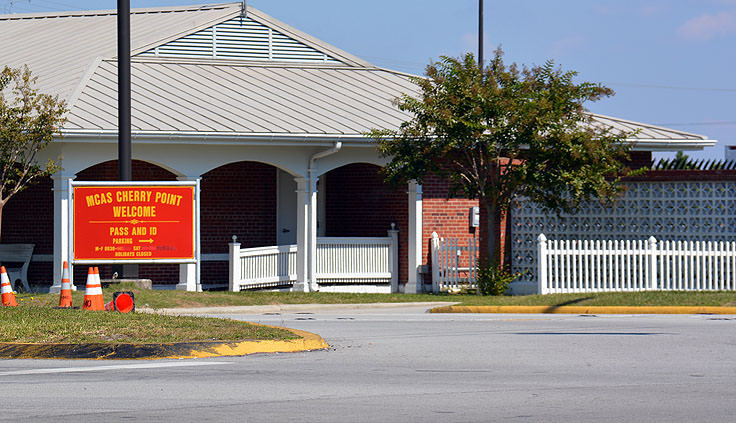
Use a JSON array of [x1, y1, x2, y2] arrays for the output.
[[200, 161, 278, 285], [323, 163, 408, 283], [1, 176, 53, 285]]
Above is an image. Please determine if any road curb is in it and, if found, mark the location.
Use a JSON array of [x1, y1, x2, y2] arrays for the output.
[[429, 305, 736, 315], [0, 326, 329, 360]]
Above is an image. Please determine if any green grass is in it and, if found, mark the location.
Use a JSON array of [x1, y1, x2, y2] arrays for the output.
[[0, 306, 295, 344], [8, 288, 736, 343], [20, 283, 451, 309], [17, 283, 736, 309]]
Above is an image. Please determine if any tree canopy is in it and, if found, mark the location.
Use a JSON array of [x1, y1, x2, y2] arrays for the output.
[[0, 65, 66, 240], [370, 50, 634, 262]]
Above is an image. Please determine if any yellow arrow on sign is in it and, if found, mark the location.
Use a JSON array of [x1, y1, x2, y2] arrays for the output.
[[138, 239, 154, 244]]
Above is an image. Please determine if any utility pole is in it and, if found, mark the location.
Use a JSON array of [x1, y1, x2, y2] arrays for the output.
[[117, 0, 135, 280], [118, 0, 131, 181], [478, 0, 484, 68]]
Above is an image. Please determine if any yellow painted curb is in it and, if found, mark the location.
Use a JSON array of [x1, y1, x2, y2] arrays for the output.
[[173, 327, 330, 359], [430, 305, 736, 315], [0, 325, 329, 360]]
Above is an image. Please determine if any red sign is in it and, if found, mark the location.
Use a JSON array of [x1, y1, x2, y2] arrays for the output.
[[73, 184, 195, 261]]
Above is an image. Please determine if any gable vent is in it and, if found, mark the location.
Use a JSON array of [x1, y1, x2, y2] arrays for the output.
[[138, 16, 342, 64]]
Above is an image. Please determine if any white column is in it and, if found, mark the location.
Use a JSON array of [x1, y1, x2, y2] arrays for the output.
[[176, 176, 200, 291], [317, 177, 327, 237], [308, 177, 319, 291], [51, 172, 75, 293], [431, 232, 441, 293], [648, 236, 658, 291], [405, 181, 423, 293], [177, 263, 197, 291], [537, 233, 548, 295], [229, 236, 241, 292], [388, 223, 400, 293], [293, 177, 310, 292]]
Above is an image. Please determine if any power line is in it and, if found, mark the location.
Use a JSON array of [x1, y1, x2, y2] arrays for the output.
[[607, 82, 736, 93], [653, 121, 736, 127], [1, 0, 83, 13]]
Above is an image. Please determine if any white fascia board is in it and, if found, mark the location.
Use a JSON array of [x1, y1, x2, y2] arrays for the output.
[[58, 130, 714, 150], [58, 129, 376, 147], [628, 139, 717, 151]]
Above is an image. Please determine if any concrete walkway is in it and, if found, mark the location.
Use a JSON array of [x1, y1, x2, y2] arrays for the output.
[[144, 302, 458, 315]]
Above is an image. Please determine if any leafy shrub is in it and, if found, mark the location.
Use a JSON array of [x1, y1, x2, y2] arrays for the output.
[[476, 260, 522, 296]]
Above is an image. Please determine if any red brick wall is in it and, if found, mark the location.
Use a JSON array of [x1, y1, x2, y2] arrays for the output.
[[2, 176, 54, 284], [626, 151, 652, 170], [422, 173, 480, 280], [422, 152, 642, 283], [75, 160, 178, 182], [68, 160, 278, 286], [10, 150, 732, 289], [200, 162, 277, 284], [325, 163, 408, 283], [626, 169, 736, 181], [200, 162, 276, 252]]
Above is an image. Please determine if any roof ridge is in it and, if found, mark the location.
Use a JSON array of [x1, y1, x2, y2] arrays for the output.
[[66, 57, 104, 113], [131, 6, 241, 56], [1, 3, 373, 69], [122, 56, 376, 70], [245, 6, 373, 68], [0, 2, 238, 21]]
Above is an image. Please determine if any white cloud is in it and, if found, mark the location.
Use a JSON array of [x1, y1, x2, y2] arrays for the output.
[[678, 11, 736, 41]]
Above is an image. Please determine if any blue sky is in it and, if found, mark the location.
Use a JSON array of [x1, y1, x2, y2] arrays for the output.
[[3, 0, 735, 160]]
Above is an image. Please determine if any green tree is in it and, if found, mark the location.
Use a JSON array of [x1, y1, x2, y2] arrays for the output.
[[673, 150, 693, 169], [370, 50, 633, 263], [0, 65, 66, 240]]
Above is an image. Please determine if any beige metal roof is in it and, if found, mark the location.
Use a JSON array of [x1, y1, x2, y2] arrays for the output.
[[65, 57, 416, 136], [0, 3, 368, 103], [1, 3, 714, 149], [0, 3, 238, 100], [588, 113, 706, 140], [64, 56, 709, 146], [587, 113, 711, 149]]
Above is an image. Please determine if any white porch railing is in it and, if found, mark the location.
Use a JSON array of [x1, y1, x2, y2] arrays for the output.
[[316, 237, 395, 284], [430, 232, 479, 293], [537, 234, 736, 294], [230, 243, 298, 289], [229, 230, 399, 292]]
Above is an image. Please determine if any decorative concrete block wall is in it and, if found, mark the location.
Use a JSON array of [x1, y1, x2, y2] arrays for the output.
[[511, 175, 736, 294]]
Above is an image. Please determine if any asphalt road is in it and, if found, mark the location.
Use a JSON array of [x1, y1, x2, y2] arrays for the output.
[[3, 305, 736, 422]]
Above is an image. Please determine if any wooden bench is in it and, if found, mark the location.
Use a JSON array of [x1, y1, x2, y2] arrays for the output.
[[0, 244, 34, 292]]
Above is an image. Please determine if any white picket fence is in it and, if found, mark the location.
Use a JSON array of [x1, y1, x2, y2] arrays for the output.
[[229, 232, 398, 292], [431, 232, 479, 293], [537, 233, 736, 294]]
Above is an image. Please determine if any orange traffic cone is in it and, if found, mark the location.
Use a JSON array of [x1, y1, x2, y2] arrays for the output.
[[0, 266, 18, 307], [58, 261, 73, 308], [105, 292, 135, 313], [82, 267, 104, 311]]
